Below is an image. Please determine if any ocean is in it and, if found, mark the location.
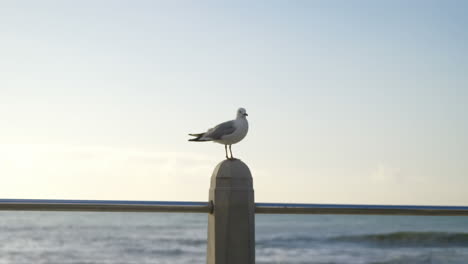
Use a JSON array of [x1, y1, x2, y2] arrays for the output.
[[1, 212, 467, 264]]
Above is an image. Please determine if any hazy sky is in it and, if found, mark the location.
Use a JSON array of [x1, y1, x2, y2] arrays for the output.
[[1, 1, 467, 205]]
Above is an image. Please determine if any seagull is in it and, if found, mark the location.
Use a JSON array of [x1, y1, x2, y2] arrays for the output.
[[189, 108, 249, 160]]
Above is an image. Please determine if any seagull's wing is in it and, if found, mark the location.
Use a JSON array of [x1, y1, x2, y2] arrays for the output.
[[204, 120, 237, 140]]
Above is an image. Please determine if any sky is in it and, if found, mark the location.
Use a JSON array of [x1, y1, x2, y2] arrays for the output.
[[1, 1, 467, 205]]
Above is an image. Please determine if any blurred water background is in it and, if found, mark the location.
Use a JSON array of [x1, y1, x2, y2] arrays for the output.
[[1, 212, 467, 264]]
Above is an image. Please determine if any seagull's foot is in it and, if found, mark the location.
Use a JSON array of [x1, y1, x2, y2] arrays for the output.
[[227, 157, 238, 160]]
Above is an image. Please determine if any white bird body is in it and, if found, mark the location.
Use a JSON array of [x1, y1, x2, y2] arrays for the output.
[[213, 118, 248, 145], [189, 108, 249, 159]]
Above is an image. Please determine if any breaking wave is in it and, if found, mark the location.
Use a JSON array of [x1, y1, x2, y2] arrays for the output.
[[257, 232, 468, 248], [332, 232, 468, 247]]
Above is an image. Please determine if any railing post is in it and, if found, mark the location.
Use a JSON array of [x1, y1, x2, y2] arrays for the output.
[[207, 159, 255, 264]]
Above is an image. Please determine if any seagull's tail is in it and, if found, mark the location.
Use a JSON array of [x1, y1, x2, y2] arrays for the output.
[[188, 133, 210, 142]]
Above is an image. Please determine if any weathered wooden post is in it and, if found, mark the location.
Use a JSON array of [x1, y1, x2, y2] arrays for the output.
[[207, 159, 255, 264]]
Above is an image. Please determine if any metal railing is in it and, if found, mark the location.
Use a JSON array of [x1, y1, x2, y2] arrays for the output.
[[2, 160, 468, 264], [0, 199, 210, 213], [1, 199, 468, 216]]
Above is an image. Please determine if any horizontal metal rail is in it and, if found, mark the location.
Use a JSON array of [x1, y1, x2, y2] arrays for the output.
[[255, 203, 468, 216], [1, 199, 468, 216], [0, 199, 211, 213]]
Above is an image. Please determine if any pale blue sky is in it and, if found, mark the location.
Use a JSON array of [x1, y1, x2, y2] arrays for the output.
[[1, 1, 467, 205]]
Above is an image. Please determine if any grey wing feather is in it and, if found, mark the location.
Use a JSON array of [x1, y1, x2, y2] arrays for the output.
[[204, 120, 236, 140]]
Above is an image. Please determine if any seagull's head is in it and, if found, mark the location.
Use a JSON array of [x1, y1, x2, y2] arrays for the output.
[[237, 107, 248, 119]]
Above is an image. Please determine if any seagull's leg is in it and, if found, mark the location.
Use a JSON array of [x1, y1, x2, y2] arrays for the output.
[[225, 145, 229, 159], [229, 145, 234, 159]]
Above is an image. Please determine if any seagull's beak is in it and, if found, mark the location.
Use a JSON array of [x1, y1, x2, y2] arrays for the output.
[[244, 113, 248, 116]]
